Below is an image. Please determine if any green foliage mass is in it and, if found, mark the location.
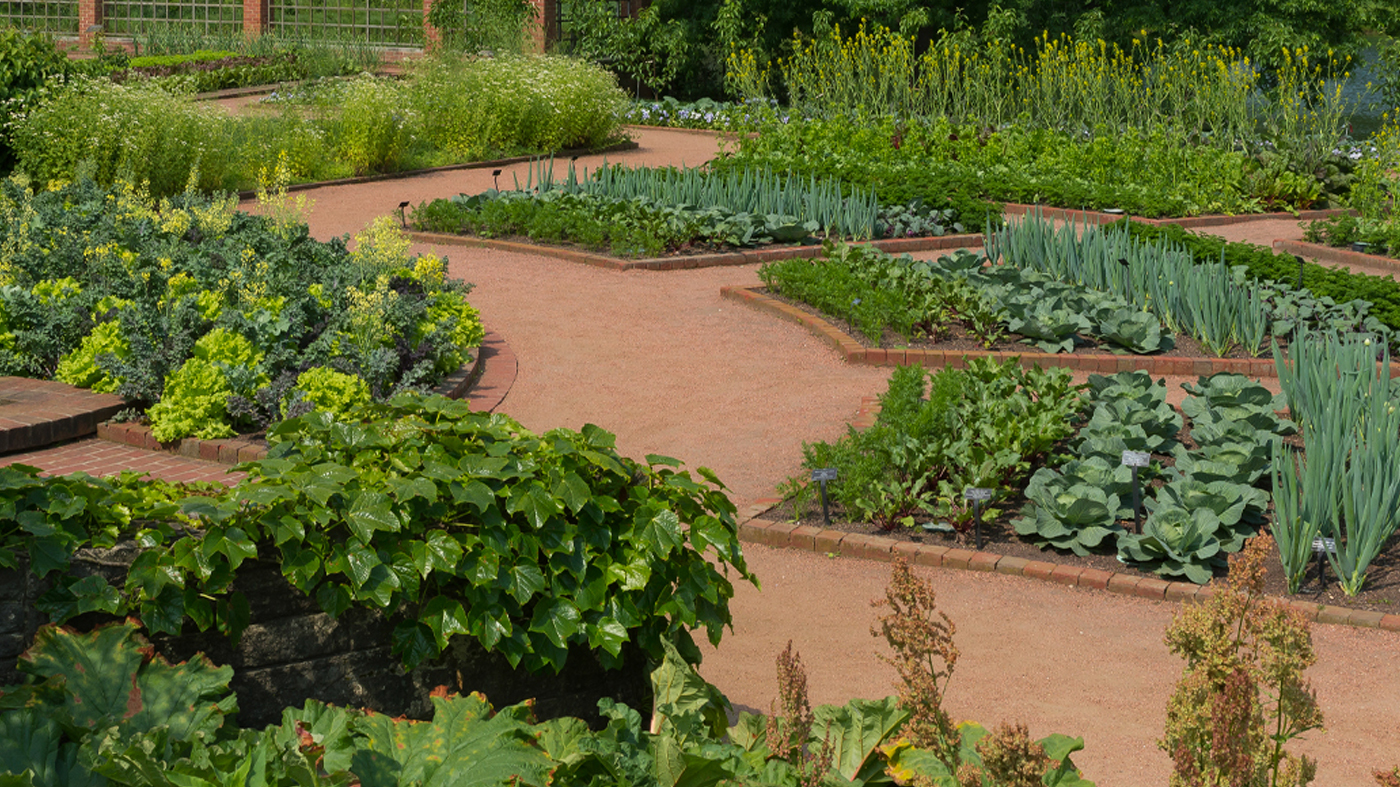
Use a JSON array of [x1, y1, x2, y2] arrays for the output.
[[292, 366, 373, 420], [0, 178, 483, 440], [0, 622, 1093, 787], [12, 56, 628, 196], [0, 29, 72, 173], [1, 392, 756, 674], [790, 359, 1084, 532], [1124, 219, 1400, 338]]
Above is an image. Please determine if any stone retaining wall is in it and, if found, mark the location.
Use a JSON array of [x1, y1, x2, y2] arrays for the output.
[[0, 551, 648, 727]]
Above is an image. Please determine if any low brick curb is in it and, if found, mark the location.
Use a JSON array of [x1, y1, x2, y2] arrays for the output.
[[1271, 239, 1400, 275], [96, 329, 512, 466], [407, 232, 983, 272], [0, 378, 126, 455], [1004, 203, 1351, 229], [720, 285, 1289, 378], [732, 515, 1400, 634], [234, 141, 640, 200]]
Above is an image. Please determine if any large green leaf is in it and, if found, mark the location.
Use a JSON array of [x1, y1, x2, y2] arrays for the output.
[[0, 710, 62, 786], [350, 694, 552, 787], [810, 697, 908, 781], [18, 624, 235, 742]]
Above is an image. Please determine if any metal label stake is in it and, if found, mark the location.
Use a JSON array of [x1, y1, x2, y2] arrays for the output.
[[812, 468, 838, 527], [1313, 536, 1336, 592], [964, 487, 992, 549], [1121, 450, 1150, 533]]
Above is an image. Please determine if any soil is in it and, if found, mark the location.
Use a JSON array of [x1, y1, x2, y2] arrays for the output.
[[761, 288, 1276, 360]]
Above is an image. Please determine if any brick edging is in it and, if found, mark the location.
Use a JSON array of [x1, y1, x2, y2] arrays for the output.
[[1272, 239, 1400, 274], [720, 285, 1287, 378], [732, 515, 1400, 632], [233, 140, 640, 200], [1003, 203, 1352, 228], [96, 329, 512, 465], [406, 233, 983, 272]]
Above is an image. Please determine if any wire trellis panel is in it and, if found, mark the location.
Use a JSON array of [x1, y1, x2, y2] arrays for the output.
[[101, 1, 244, 35], [0, 1, 80, 34], [270, 0, 424, 47]]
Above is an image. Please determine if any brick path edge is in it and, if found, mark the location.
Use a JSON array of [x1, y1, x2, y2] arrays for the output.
[[734, 516, 1400, 635]]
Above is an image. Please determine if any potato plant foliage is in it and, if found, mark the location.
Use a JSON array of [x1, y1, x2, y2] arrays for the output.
[[4, 394, 756, 674]]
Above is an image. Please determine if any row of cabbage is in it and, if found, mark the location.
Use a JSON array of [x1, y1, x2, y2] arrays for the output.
[[1014, 371, 1291, 584]]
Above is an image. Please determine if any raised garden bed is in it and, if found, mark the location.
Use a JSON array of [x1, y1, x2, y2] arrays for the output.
[[1273, 239, 1400, 275], [722, 285, 1290, 378], [409, 230, 979, 272]]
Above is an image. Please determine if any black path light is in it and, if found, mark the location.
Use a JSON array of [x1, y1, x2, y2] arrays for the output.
[[397, 200, 410, 229], [1295, 254, 1306, 291], [492, 169, 502, 190], [1118, 256, 1131, 301]]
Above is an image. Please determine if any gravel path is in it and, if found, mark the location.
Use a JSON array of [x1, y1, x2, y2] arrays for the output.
[[231, 126, 1392, 784]]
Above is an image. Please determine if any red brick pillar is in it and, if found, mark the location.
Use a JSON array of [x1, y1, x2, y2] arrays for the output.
[[244, 0, 270, 38], [528, 0, 555, 52], [77, 0, 102, 47], [422, 0, 441, 49]]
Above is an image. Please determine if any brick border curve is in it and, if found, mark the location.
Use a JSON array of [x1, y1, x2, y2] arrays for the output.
[[1272, 239, 1400, 274], [407, 232, 983, 272], [730, 514, 1400, 633], [719, 285, 1317, 378], [96, 329, 518, 466]]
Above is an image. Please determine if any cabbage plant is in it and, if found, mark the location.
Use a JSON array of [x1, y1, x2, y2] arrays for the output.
[[1117, 506, 1238, 584], [1013, 475, 1124, 556]]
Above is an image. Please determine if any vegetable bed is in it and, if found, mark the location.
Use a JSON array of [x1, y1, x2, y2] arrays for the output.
[[411, 162, 966, 260], [759, 217, 1396, 364], [0, 178, 483, 443]]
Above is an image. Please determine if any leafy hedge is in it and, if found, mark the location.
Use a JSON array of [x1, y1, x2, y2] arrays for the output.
[[2, 393, 755, 673], [0, 177, 482, 441], [1121, 220, 1400, 335], [0, 621, 1093, 787]]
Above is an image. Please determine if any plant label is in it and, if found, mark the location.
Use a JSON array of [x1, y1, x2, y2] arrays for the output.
[[811, 468, 838, 482], [1121, 450, 1151, 468], [1312, 537, 1336, 554], [963, 487, 992, 501]]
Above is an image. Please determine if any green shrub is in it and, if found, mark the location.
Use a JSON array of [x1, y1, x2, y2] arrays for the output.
[[0, 28, 71, 172], [326, 75, 415, 175], [408, 54, 628, 160], [126, 49, 240, 68], [11, 78, 237, 195], [12, 56, 629, 196]]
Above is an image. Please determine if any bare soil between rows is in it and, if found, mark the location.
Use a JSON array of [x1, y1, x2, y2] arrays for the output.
[[760, 288, 1275, 360]]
